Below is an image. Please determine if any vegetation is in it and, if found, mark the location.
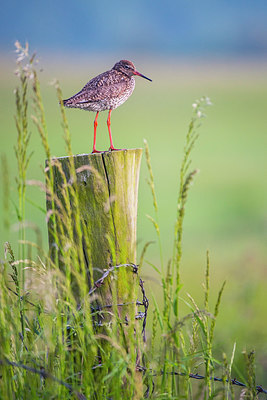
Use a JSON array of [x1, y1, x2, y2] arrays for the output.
[[0, 43, 266, 399]]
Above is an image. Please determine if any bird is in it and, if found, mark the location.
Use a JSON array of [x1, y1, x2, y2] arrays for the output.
[[62, 60, 152, 153]]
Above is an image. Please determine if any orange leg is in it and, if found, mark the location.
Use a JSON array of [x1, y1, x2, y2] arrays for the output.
[[107, 110, 122, 151], [92, 112, 102, 153]]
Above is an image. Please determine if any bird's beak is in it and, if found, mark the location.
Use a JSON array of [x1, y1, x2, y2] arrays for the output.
[[133, 70, 152, 82]]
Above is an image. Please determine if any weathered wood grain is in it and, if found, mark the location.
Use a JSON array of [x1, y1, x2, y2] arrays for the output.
[[46, 149, 142, 315]]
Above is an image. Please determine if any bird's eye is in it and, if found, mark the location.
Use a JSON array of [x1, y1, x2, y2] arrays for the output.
[[125, 65, 130, 69]]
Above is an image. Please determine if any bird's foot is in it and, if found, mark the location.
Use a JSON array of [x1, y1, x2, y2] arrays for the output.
[[109, 147, 127, 152], [91, 149, 105, 154]]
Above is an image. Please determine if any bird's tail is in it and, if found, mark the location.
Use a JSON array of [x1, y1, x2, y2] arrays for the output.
[[60, 90, 85, 108], [59, 98, 70, 107]]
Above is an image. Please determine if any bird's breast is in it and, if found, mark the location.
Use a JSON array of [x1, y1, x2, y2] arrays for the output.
[[110, 77, 135, 110]]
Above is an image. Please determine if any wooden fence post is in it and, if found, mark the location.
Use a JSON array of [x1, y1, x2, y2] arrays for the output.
[[46, 148, 142, 320]]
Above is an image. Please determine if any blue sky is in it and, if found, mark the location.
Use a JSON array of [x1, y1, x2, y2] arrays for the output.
[[1, 1, 267, 57]]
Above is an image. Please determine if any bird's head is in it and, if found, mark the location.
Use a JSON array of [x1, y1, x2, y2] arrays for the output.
[[113, 60, 152, 82]]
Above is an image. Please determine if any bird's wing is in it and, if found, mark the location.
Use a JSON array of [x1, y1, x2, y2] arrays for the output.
[[75, 71, 129, 104]]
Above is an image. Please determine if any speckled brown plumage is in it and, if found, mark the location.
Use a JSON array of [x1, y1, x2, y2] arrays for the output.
[[63, 63, 135, 112], [63, 60, 152, 153]]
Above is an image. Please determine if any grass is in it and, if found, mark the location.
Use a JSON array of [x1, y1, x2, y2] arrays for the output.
[[1, 58, 266, 256], [0, 44, 266, 397]]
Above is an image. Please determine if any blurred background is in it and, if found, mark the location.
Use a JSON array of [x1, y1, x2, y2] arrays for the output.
[[1, 0, 267, 383]]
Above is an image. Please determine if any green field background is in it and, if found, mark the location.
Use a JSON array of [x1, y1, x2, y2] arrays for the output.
[[1, 56, 267, 382]]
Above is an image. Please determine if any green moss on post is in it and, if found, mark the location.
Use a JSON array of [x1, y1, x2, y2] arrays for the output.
[[46, 148, 142, 316]]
